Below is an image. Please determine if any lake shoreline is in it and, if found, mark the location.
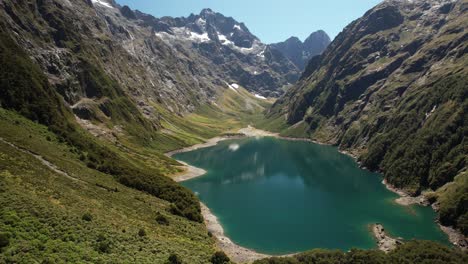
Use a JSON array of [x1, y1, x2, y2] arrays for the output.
[[167, 127, 286, 262], [166, 126, 466, 259], [381, 180, 467, 250], [200, 203, 273, 263], [165, 126, 278, 182], [252, 130, 467, 251]]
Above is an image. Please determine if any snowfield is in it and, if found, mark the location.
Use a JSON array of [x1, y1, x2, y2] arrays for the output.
[[91, 0, 113, 8]]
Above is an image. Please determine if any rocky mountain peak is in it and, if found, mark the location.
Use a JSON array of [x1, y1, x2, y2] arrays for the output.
[[192, 8, 257, 48], [304, 30, 330, 48], [147, 8, 260, 50], [271, 30, 331, 70], [284, 36, 302, 44], [200, 8, 215, 16]]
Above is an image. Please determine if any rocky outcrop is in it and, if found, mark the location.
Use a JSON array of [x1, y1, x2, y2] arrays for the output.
[[372, 224, 402, 253], [271, 30, 331, 70]]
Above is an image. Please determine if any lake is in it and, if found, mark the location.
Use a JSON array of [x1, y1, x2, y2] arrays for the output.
[[174, 137, 449, 254]]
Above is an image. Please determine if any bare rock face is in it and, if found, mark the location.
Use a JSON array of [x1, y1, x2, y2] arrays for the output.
[[271, 30, 331, 70], [361, 5, 404, 35], [120, 5, 136, 20]]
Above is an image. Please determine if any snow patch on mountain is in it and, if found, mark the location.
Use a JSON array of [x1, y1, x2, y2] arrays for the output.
[[91, 0, 113, 8], [155, 27, 210, 43], [234, 40, 264, 56], [257, 47, 266, 59], [218, 34, 235, 46], [189, 31, 210, 42]]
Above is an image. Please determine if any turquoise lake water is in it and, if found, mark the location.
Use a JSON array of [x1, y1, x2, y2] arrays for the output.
[[175, 137, 449, 254]]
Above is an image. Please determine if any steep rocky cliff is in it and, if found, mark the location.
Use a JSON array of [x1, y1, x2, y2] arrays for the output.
[[268, 0, 467, 234], [271, 30, 331, 70]]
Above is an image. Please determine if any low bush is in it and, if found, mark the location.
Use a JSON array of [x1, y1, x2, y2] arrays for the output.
[[82, 213, 93, 222], [0, 232, 10, 248], [138, 228, 146, 237], [210, 251, 230, 264], [167, 253, 183, 264], [156, 212, 169, 226]]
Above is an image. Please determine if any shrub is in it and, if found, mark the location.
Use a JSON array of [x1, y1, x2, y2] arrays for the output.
[[82, 213, 93, 222], [97, 240, 111, 254], [156, 212, 169, 226], [169, 204, 183, 217], [210, 251, 230, 264], [138, 228, 146, 237], [0, 232, 10, 248], [167, 253, 183, 264], [425, 191, 438, 204], [41, 258, 56, 264], [95, 234, 112, 253]]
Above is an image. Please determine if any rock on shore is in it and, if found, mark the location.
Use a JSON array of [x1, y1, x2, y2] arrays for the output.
[[372, 223, 402, 253]]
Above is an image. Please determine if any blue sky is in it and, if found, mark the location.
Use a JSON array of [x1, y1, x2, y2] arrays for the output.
[[116, 0, 382, 43]]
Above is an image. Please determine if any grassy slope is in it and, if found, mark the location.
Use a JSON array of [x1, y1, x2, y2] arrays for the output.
[[0, 109, 214, 263], [149, 87, 271, 153]]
